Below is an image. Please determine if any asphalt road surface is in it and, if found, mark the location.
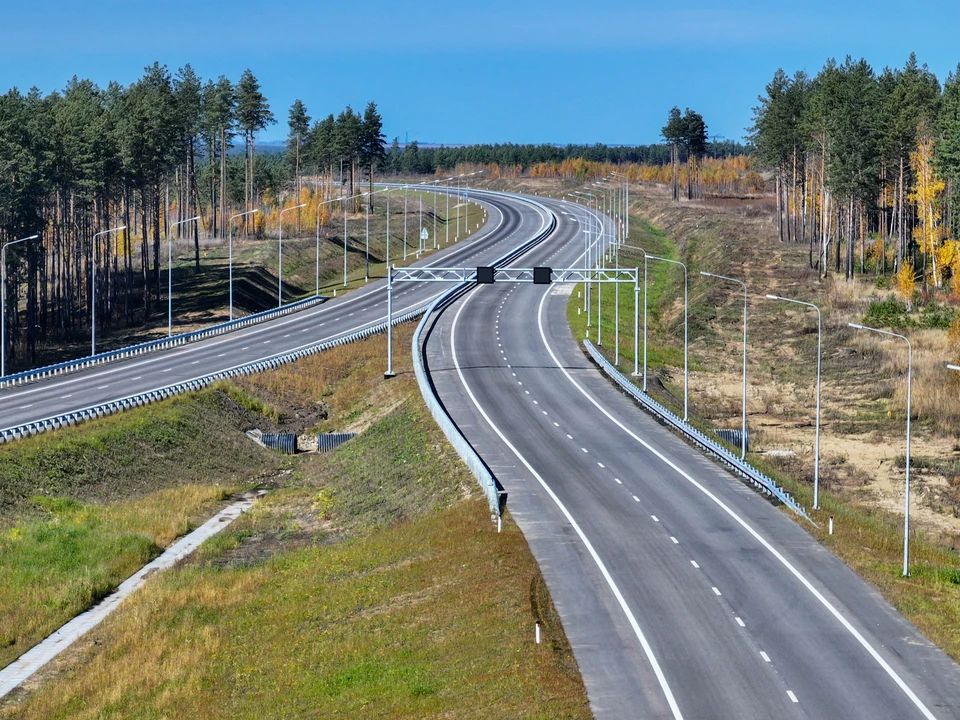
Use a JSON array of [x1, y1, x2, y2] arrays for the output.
[[5, 188, 960, 719], [422, 192, 960, 719]]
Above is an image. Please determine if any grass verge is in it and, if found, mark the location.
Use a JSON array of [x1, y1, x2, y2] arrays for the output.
[[1, 320, 589, 718]]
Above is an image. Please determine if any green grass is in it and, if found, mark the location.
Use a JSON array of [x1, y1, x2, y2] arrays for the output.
[[0, 322, 588, 719], [0, 390, 281, 670]]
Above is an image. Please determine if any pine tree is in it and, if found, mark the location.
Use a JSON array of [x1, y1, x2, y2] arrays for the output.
[[360, 101, 386, 209], [200, 76, 235, 239], [286, 99, 310, 233], [235, 69, 275, 228]]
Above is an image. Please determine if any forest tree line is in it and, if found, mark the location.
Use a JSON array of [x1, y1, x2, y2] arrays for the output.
[[751, 52, 960, 298], [0, 64, 387, 366]]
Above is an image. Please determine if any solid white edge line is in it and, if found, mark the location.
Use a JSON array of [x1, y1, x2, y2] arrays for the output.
[[535, 283, 939, 720], [450, 287, 684, 720]]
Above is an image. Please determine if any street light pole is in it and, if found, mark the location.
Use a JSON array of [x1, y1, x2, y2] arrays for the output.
[[621, 244, 648, 383], [168, 216, 200, 337], [229, 209, 258, 320], [278, 203, 307, 307], [768, 294, 822, 509], [648, 254, 689, 420], [91, 225, 126, 356], [852, 323, 912, 576], [365, 192, 371, 280], [1, 234, 39, 376], [701, 271, 748, 459]]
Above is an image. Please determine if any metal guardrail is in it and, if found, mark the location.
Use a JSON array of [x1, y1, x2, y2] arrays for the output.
[[0, 295, 328, 390], [412, 197, 559, 517], [583, 340, 813, 523], [0, 303, 427, 444]]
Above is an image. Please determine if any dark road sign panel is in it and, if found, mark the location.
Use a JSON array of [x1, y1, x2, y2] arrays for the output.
[[477, 266, 495, 284], [533, 267, 552, 284]]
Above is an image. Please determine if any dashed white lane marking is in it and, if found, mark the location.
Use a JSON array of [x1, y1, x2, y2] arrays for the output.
[[615, 478, 622, 484], [787, 691, 798, 703], [760, 651, 771, 663], [566, 434, 573, 439], [691, 560, 700, 569], [301, 329, 309, 332], [712, 587, 722, 596], [651, 515, 659, 522], [597, 462, 604, 468], [517, 381, 522, 385], [242, 346, 249, 350], [61, 395, 72, 399], [133, 377, 141, 381], [19, 404, 32, 409], [735, 617, 746, 627], [581, 447, 588, 453], [534, 286, 938, 720], [525, 390, 530, 395], [554, 422, 560, 427], [191, 360, 200, 365], [97, 385, 109, 389], [217, 353, 226, 357], [283, 334, 290, 338], [263, 340, 271, 344], [511, 373, 516, 377], [633, 495, 640, 502], [533, 400, 538, 405], [162, 368, 171, 373], [542, 410, 548, 415], [670, 536, 678, 544]]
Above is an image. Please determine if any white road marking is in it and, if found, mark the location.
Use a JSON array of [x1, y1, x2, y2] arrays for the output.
[[97, 385, 109, 390], [534, 288, 939, 720], [19, 404, 32, 409], [787, 691, 798, 703], [162, 369, 171, 373], [553, 422, 560, 427], [735, 617, 745, 627], [597, 462, 604, 468], [670, 536, 678, 544], [760, 651, 771, 663], [691, 560, 700, 569], [61, 395, 72, 399], [242, 346, 249, 350], [581, 447, 588, 453], [712, 587, 722, 596], [450, 288, 684, 720], [525, 390, 530, 395], [651, 515, 659, 522], [191, 361, 200, 365], [615, 478, 622, 484], [217, 353, 226, 358]]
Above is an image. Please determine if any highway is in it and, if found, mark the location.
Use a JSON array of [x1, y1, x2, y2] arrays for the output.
[[0, 191, 523, 435], [421, 193, 960, 718], [4, 188, 960, 718]]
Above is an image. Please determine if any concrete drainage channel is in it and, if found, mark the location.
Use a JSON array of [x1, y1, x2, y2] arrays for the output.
[[0, 490, 267, 700]]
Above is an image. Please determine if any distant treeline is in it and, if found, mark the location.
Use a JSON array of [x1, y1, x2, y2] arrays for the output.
[[380, 139, 751, 176]]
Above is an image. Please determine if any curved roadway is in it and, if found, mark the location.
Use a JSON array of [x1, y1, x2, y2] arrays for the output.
[[3, 189, 960, 719], [421, 193, 960, 719]]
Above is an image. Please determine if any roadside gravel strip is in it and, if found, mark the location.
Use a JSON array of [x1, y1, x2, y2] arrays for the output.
[[0, 491, 266, 699]]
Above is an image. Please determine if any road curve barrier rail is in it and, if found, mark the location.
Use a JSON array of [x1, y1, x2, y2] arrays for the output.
[[413, 196, 558, 517], [0, 295, 328, 390], [583, 339, 813, 523]]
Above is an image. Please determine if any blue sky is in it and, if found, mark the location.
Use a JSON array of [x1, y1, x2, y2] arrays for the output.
[[3, 0, 958, 146]]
